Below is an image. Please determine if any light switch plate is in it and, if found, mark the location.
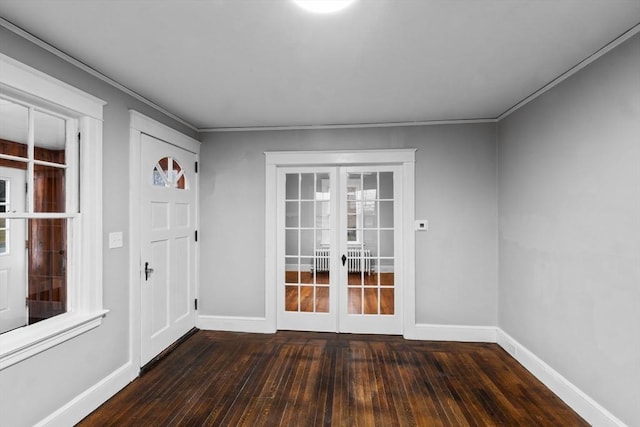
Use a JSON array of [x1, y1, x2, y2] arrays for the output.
[[415, 220, 428, 231], [109, 231, 123, 248]]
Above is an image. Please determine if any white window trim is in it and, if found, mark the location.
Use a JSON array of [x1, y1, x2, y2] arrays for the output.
[[0, 53, 107, 371]]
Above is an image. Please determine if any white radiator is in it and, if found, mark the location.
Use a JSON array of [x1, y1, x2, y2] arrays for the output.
[[314, 248, 371, 273]]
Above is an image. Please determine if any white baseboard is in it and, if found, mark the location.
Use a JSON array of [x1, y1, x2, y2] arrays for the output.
[[404, 323, 498, 342], [496, 329, 627, 427], [36, 361, 137, 427], [198, 315, 275, 334]]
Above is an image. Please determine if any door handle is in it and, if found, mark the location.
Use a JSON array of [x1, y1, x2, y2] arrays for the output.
[[341, 254, 347, 266], [144, 262, 154, 281]]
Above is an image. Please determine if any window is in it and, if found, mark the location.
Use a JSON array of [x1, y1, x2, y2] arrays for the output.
[[0, 53, 106, 369], [153, 157, 187, 189]]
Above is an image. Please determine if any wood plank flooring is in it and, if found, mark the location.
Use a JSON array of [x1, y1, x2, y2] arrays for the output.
[[78, 331, 588, 426]]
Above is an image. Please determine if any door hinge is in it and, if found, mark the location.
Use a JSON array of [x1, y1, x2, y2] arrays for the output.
[[195, 161, 198, 173], [194, 298, 198, 310], [195, 230, 198, 242], [78, 132, 81, 142]]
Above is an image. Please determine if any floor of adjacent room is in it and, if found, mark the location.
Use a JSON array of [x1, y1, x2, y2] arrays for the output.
[[78, 330, 588, 426]]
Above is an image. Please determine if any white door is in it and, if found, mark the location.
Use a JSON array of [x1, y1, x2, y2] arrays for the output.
[[0, 167, 27, 334], [140, 134, 197, 365], [277, 165, 402, 334]]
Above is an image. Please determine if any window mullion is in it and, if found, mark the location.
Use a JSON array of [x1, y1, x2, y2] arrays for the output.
[[27, 106, 35, 214]]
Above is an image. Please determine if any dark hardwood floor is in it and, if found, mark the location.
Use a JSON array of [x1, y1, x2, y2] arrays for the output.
[[78, 331, 588, 426]]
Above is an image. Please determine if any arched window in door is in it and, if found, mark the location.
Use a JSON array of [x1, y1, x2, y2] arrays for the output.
[[152, 157, 186, 189]]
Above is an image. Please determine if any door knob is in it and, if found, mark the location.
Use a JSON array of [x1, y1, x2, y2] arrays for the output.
[[144, 262, 154, 281], [341, 254, 347, 266]]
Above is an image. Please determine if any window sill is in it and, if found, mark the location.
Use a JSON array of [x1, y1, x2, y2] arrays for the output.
[[0, 309, 109, 371]]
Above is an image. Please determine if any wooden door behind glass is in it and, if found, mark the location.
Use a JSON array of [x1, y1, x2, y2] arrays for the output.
[[278, 169, 337, 332]]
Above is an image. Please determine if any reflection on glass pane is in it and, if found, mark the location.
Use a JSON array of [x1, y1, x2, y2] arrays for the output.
[[379, 172, 393, 199], [315, 201, 330, 228], [0, 99, 29, 146], [286, 201, 298, 227], [300, 201, 314, 228], [0, 218, 26, 331], [363, 173, 377, 199], [285, 229, 298, 255], [380, 259, 395, 286], [380, 230, 394, 257], [380, 288, 394, 315], [0, 180, 5, 203], [347, 175, 361, 200], [363, 201, 377, 228], [285, 286, 299, 311], [285, 257, 299, 283], [380, 201, 394, 228], [316, 269, 330, 285], [347, 229, 357, 243], [34, 110, 66, 164], [34, 164, 65, 213], [363, 230, 378, 257], [300, 257, 313, 284], [348, 287, 362, 314], [300, 229, 314, 256], [316, 174, 330, 200], [300, 286, 314, 312], [316, 287, 329, 312], [153, 167, 167, 187], [317, 229, 330, 247], [364, 288, 378, 314], [301, 174, 314, 200], [28, 218, 67, 325], [286, 174, 299, 200], [348, 272, 362, 286], [0, 228, 5, 253]]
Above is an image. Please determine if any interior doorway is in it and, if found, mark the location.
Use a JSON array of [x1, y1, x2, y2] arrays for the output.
[[266, 149, 415, 335], [278, 165, 402, 334]]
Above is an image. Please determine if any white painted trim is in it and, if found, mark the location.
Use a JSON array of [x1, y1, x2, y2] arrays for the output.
[[0, 311, 108, 370], [497, 23, 640, 121], [0, 17, 196, 131], [129, 110, 201, 153], [34, 361, 137, 427], [201, 118, 497, 132], [404, 323, 498, 343], [198, 315, 275, 334], [497, 330, 628, 427], [0, 52, 105, 120], [128, 110, 201, 372], [0, 55, 105, 371], [265, 149, 416, 166]]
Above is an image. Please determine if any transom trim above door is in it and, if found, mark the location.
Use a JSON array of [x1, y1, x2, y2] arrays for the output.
[[265, 149, 416, 336]]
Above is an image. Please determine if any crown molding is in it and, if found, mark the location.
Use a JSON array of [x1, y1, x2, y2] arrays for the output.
[[3, 16, 638, 134], [199, 118, 498, 132], [497, 23, 640, 121], [0, 17, 198, 132]]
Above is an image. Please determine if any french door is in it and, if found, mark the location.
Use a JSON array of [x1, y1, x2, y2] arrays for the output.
[[277, 165, 402, 334]]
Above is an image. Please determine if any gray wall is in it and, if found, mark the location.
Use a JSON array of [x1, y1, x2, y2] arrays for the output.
[[498, 34, 640, 426], [0, 27, 198, 427], [199, 124, 498, 326]]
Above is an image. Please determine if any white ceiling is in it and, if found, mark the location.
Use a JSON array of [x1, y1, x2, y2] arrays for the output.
[[0, 0, 639, 130]]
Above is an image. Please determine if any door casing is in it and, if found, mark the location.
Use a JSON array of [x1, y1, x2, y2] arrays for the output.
[[265, 149, 416, 335]]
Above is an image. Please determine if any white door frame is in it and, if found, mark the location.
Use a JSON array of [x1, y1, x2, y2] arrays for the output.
[[265, 149, 416, 335], [129, 111, 200, 371]]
